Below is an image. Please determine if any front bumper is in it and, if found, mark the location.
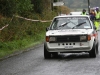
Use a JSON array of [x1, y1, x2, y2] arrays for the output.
[[45, 42, 92, 53]]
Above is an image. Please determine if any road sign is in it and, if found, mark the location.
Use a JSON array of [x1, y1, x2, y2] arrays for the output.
[[53, 2, 64, 6]]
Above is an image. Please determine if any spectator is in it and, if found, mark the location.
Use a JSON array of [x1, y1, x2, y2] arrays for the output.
[[90, 8, 96, 22], [94, 7, 100, 30], [81, 9, 87, 15]]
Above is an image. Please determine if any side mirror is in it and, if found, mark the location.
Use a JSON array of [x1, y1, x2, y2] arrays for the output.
[[46, 27, 50, 31]]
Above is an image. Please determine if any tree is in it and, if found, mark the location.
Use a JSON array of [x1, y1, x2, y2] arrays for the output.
[[16, 0, 33, 15], [0, 0, 15, 16], [31, 0, 43, 14], [0, 0, 33, 17]]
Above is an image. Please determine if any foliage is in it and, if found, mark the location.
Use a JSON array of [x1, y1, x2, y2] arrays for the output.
[[16, 0, 33, 16], [60, 6, 71, 14], [0, 17, 51, 58], [0, 0, 71, 17], [0, 0, 70, 59], [0, 27, 48, 58], [0, 4, 58, 59], [0, 9, 57, 42], [0, 0, 16, 16], [0, 0, 33, 17], [31, 0, 51, 14], [31, 0, 43, 14]]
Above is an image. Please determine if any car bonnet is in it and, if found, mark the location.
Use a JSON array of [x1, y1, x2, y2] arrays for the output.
[[46, 29, 93, 36]]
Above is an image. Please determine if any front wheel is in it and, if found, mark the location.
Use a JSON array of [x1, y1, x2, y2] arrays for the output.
[[96, 42, 99, 54], [44, 45, 51, 59], [89, 42, 96, 58]]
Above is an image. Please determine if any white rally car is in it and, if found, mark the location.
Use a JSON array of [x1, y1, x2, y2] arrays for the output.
[[44, 15, 99, 59]]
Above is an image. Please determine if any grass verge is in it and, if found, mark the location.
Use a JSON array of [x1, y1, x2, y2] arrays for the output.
[[0, 31, 45, 59]]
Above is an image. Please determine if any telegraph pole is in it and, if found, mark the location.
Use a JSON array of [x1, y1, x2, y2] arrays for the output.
[[88, 0, 90, 15], [51, 0, 53, 11]]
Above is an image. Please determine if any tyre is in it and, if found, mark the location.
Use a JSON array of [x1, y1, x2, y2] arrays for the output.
[[52, 52, 58, 58], [89, 42, 96, 58], [44, 45, 51, 59], [96, 42, 99, 54]]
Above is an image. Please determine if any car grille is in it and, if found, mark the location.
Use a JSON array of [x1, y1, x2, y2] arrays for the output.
[[49, 35, 87, 43]]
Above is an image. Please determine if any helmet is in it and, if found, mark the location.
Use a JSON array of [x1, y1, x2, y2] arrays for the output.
[[96, 7, 99, 11], [82, 9, 86, 12]]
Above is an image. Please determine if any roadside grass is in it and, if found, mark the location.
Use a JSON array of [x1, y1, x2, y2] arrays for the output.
[[0, 16, 50, 59], [0, 30, 46, 59]]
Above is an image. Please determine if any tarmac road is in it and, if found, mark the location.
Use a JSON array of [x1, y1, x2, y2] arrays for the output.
[[0, 31, 100, 75]]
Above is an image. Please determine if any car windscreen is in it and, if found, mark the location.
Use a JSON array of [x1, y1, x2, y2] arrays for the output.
[[50, 17, 91, 30]]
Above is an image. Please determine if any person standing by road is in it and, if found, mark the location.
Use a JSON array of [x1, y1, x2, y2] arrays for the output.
[[94, 7, 100, 30], [90, 8, 96, 22], [81, 9, 87, 15]]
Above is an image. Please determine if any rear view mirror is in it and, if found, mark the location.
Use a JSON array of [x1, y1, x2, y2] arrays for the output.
[[46, 27, 50, 31]]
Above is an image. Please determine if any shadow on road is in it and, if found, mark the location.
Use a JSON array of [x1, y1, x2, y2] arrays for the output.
[[46, 53, 95, 61]]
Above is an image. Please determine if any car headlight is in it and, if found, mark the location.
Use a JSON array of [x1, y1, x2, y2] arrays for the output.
[[80, 36, 87, 41], [49, 37, 56, 42]]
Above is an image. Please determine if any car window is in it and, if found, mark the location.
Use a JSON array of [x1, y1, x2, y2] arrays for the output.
[[50, 17, 91, 30]]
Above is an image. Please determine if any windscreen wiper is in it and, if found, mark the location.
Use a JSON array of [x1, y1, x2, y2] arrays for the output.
[[55, 22, 70, 29], [59, 22, 70, 27], [72, 22, 86, 29]]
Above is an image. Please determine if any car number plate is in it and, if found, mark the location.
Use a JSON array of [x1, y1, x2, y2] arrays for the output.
[[65, 46, 73, 49]]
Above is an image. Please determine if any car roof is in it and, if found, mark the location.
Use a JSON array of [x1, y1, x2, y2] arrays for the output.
[[54, 15, 90, 18]]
